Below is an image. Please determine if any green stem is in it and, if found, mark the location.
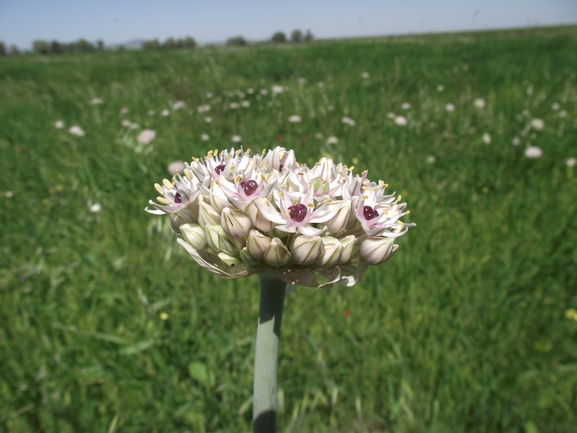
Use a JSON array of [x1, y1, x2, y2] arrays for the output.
[[253, 273, 287, 433]]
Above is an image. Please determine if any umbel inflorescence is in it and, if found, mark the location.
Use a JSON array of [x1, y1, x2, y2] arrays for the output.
[[146, 147, 414, 289]]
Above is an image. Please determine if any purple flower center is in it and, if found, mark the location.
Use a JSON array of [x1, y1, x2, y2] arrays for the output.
[[240, 180, 258, 196], [174, 191, 182, 204], [215, 164, 226, 174], [363, 205, 379, 220], [289, 203, 307, 222]]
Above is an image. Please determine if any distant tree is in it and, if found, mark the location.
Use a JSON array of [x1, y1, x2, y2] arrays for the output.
[[0, 42, 6, 56], [75, 39, 95, 52], [183, 37, 197, 49], [163, 38, 176, 49], [143, 39, 161, 49], [33, 40, 50, 55], [227, 36, 247, 47], [9, 45, 21, 56], [304, 30, 314, 42], [50, 40, 64, 54], [272, 32, 287, 43], [291, 30, 303, 43], [97, 40, 104, 50]]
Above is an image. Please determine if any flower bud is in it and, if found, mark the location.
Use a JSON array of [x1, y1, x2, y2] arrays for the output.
[[246, 200, 275, 232], [317, 237, 342, 267], [221, 207, 252, 238], [210, 182, 230, 212], [324, 201, 351, 234], [360, 237, 397, 265], [205, 224, 243, 255], [337, 235, 356, 264], [291, 235, 322, 265], [180, 223, 206, 250], [263, 237, 291, 266], [198, 201, 221, 228], [239, 247, 261, 266], [217, 252, 243, 269], [246, 229, 271, 259]]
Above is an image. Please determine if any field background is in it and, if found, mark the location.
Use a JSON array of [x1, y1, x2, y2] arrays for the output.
[[1, 26, 577, 432]]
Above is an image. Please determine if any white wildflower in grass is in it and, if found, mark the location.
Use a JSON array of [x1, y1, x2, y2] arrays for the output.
[[531, 118, 545, 130], [474, 98, 486, 109], [445, 103, 455, 112], [206, 92, 213, 98], [145, 146, 414, 288], [241, 101, 250, 107], [437, 84, 444, 92], [121, 119, 132, 127], [326, 136, 338, 145], [512, 136, 521, 146], [201, 134, 210, 141], [559, 110, 567, 118], [482, 133, 491, 144], [54, 120, 64, 129], [401, 102, 411, 110], [317, 82, 324, 88], [387, 112, 396, 119], [204, 116, 212, 123], [288, 115, 302, 123], [271, 85, 284, 95], [197, 104, 211, 113], [167, 160, 185, 175], [341, 116, 356, 126], [129, 122, 139, 130], [394, 115, 408, 126], [172, 101, 186, 110], [427, 155, 436, 164], [120, 107, 130, 114], [361, 72, 370, 79], [247, 88, 254, 94], [236, 91, 246, 99], [327, 105, 334, 111], [297, 77, 307, 84], [314, 132, 323, 139], [137, 129, 156, 145], [231, 135, 242, 143], [524, 146, 543, 159], [566, 157, 576, 167], [260, 89, 268, 95], [229, 102, 240, 110], [552, 102, 560, 111], [89, 98, 103, 105], [4, 191, 14, 198], [161, 109, 170, 117], [69, 125, 85, 136], [148, 110, 155, 116], [89, 203, 101, 213]]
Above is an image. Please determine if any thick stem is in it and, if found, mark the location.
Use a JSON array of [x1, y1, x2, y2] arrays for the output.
[[253, 273, 287, 433]]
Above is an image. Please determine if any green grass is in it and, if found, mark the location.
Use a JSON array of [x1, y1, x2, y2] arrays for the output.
[[1, 25, 577, 432]]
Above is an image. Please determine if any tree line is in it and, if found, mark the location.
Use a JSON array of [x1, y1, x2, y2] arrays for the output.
[[227, 29, 314, 46]]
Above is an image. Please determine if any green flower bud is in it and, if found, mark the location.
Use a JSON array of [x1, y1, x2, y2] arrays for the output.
[[263, 237, 291, 266], [239, 247, 261, 266], [325, 201, 351, 234], [246, 229, 271, 259], [246, 200, 275, 232], [198, 201, 221, 228], [318, 237, 342, 267], [205, 224, 243, 255], [220, 207, 252, 239], [217, 252, 243, 269], [180, 223, 206, 250], [291, 235, 323, 265], [337, 235, 356, 264], [360, 237, 398, 265]]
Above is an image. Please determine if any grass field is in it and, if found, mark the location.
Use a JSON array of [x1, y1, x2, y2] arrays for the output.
[[1, 25, 577, 432]]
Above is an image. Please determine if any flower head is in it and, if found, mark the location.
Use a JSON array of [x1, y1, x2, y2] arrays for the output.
[[146, 147, 414, 289]]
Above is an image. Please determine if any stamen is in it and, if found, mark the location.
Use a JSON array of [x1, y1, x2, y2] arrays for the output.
[[154, 183, 164, 195]]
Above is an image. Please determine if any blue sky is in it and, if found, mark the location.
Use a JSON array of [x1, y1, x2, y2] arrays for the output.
[[1, 0, 576, 50]]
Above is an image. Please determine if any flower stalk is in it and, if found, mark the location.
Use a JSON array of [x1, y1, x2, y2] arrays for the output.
[[253, 273, 288, 433]]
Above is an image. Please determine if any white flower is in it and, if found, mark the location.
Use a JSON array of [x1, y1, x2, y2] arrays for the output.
[[314, 132, 323, 139], [427, 155, 436, 164], [54, 120, 64, 129], [512, 136, 521, 146], [161, 109, 170, 117], [559, 110, 567, 118], [241, 101, 250, 107], [204, 116, 212, 123], [341, 116, 356, 126], [260, 89, 268, 95], [566, 157, 576, 167], [288, 115, 302, 123], [148, 110, 155, 116], [552, 102, 560, 111], [246, 88, 254, 94], [524, 146, 543, 159], [317, 82, 324, 88], [172, 100, 186, 110], [201, 133, 210, 141], [69, 125, 85, 136], [531, 118, 545, 130], [229, 102, 240, 109], [167, 160, 185, 175], [327, 105, 334, 111], [437, 85, 444, 92], [89, 98, 103, 105], [361, 72, 370, 79], [271, 85, 284, 94], [236, 90, 246, 99], [89, 203, 101, 212], [297, 77, 307, 84], [401, 102, 411, 110], [121, 119, 131, 127], [482, 133, 491, 144], [206, 92, 213, 98], [387, 112, 396, 119], [231, 135, 242, 143], [120, 107, 130, 114], [474, 98, 486, 109], [394, 116, 407, 126], [445, 103, 455, 112], [326, 136, 338, 145], [146, 147, 414, 289], [137, 129, 156, 144], [197, 104, 211, 113]]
